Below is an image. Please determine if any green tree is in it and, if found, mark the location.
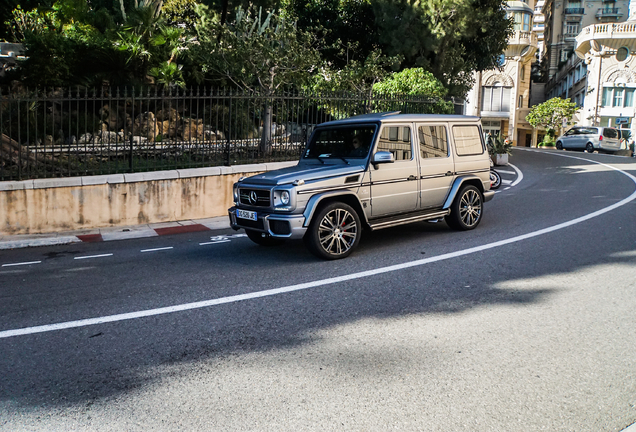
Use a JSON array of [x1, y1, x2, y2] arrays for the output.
[[310, 46, 399, 95], [284, 0, 379, 69], [526, 97, 579, 143], [372, 67, 453, 113], [195, 5, 321, 152], [373, 0, 512, 97], [6, 0, 189, 87]]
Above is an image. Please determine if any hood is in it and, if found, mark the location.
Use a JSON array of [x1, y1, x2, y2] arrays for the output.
[[241, 162, 365, 186]]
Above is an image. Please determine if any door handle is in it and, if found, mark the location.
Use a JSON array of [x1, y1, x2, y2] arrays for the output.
[[445, 171, 454, 176], [408, 175, 417, 180]]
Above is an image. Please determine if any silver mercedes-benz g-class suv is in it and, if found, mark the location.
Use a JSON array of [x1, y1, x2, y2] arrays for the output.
[[229, 113, 494, 259]]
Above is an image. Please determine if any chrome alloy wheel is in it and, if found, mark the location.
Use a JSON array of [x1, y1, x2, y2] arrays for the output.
[[458, 188, 482, 228], [318, 208, 358, 255]]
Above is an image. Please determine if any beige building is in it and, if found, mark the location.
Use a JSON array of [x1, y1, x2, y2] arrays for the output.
[[542, 0, 632, 127], [466, 0, 539, 147], [542, 0, 630, 80], [574, 7, 636, 136]]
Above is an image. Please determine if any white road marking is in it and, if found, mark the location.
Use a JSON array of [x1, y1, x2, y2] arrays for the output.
[[0, 153, 634, 340], [2, 261, 42, 267], [73, 254, 113, 260], [65, 267, 96, 272], [140, 247, 174, 253], [199, 240, 231, 246], [502, 180, 512, 185], [508, 163, 523, 186], [496, 169, 516, 175]]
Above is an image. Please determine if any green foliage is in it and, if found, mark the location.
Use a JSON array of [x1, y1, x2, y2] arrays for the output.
[[8, 0, 187, 87], [162, 0, 199, 29], [310, 46, 399, 94], [194, 6, 321, 93], [283, 0, 379, 69], [372, 0, 512, 96], [525, 97, 579, 138], [372, 68, 453, 113], [487, 134, 512, 156], [373, 68, 447, 98]]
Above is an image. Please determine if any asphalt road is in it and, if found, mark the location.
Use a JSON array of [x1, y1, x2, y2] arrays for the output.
[[1, 148, 635, 431]]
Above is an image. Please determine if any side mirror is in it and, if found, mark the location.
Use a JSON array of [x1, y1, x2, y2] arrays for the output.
[[371, 151, 395, 167]]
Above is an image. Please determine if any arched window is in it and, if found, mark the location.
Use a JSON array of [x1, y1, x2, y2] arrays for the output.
[[481, 82, 512, 112]]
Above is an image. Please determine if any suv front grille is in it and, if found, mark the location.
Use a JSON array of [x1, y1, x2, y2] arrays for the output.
[[239, 188, 270, 207]]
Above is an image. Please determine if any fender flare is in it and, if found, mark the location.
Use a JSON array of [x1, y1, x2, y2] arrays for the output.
[[442, 175, 486, 210], [302, 190, 367, 227]]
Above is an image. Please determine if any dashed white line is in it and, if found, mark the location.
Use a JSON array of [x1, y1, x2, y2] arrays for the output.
[[1, 153, 633, 340], [199, 240, 232, 246], [2, 261, 41, 267], [74, 253, 113, 260], [141, 247, 174, 253]]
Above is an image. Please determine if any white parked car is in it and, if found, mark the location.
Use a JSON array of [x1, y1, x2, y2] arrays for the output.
[[555, 126, 621, 153]]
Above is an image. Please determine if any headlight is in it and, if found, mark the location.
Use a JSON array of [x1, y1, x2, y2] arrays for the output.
[[233, 183, 239, 204], [280, 190, 290, 206]]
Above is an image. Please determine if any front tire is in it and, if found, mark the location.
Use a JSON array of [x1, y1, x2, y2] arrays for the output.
[[304, 202, 361, 260], [556, 141, 563, 150], [246, 229, 285, 246], [586, 142, 595, 153], [445, 185, 483, 231]]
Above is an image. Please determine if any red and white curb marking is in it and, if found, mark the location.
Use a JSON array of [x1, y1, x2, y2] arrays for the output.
[[0, 221, 232, 250]]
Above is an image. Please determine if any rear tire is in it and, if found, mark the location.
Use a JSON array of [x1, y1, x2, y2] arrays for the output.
[[304, 202, 361, 260], [246, 229, 285, 246], [445, 185, 483, 231]]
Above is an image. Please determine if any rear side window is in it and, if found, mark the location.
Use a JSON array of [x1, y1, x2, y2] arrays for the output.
[[377, 126, 412, 161], [453, 125, 484, 156], [418, 125, 449, 158], [603, 128, 618, 139], [582, 127, 598, 134]]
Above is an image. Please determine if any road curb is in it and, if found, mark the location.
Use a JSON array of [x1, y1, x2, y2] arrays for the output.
[[0, 217, 231, 250]]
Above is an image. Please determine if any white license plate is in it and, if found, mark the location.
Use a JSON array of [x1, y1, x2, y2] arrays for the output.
[[237, 209, 257, 221]]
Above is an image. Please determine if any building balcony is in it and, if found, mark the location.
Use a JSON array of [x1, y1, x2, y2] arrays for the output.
[[595, 8, 623, 19], [564, 7, 585, 14], [508, 30, 537, 47], [575, 22, 636, 57]]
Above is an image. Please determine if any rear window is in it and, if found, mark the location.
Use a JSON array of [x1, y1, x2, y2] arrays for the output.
[[602, 128, 618, 139], [453, 125, 484, 156]]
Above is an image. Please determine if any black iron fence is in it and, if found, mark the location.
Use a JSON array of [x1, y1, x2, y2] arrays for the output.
[[0, 87, 464, 181]]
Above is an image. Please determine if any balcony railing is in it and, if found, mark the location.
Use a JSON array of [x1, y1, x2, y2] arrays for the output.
[[564, 7, 585, 14], [595, 7, 623, 18]]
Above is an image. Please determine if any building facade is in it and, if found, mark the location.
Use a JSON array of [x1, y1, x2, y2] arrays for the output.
[[574, 11, 636, 136], [466, 0, 539, 147]]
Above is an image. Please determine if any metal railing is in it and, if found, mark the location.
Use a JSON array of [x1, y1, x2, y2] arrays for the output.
[[595, 7, 622, 17], [0, 87, 463, 181]]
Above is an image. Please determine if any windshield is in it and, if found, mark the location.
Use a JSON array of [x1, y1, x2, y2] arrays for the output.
[[303, 125, 377, 160]]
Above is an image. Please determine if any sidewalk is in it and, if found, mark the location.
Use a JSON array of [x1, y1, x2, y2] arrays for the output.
[[0, 216, 232, 250]]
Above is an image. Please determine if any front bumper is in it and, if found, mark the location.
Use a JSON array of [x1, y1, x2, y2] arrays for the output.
[[228, 207, 307, 239]]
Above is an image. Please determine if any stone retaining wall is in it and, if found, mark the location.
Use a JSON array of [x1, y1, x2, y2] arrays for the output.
[[0, 162, 297, 235]]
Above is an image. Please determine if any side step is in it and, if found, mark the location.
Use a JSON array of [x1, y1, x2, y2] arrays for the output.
[[368, 209, 450, 231]]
